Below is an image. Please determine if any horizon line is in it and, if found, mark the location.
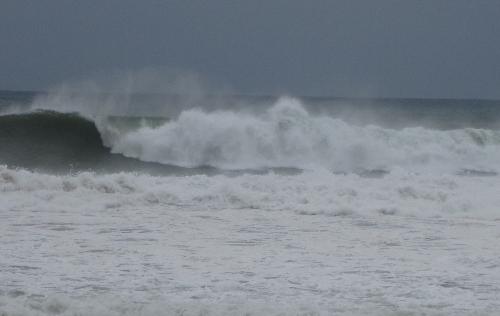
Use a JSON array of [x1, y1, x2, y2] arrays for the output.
[[1, 89, 500, 103]]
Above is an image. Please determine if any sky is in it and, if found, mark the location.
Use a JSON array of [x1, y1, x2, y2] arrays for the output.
[[1, 0, 500, 99]]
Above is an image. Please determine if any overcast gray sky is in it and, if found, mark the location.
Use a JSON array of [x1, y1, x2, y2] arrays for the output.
[[1, 0, 500, 98]]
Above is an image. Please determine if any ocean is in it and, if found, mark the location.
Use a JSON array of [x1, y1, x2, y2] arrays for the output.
[[1, 90, 500, 315]]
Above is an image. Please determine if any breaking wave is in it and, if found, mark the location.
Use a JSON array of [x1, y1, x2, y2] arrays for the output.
[[2, 97, 500, 173]]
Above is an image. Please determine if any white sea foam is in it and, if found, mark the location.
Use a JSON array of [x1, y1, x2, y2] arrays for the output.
[[0, 296, 325, 316], [0, 294, 473, 316], [1, 165, 499, 219], [1, 167, 500, 315]]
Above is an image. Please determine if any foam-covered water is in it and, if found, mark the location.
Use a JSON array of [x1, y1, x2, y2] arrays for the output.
[[1, 167, 500, 314], [1, 91, 500, 315]]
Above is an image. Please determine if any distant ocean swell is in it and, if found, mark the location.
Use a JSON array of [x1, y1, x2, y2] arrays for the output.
[[1, 97, 500, 174]]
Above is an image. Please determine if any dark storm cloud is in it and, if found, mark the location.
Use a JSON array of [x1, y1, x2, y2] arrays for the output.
[[1, 0, 499, 98]]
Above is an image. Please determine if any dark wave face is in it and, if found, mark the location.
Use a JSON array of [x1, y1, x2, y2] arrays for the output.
[[0, 111, 205, 175], [0, 111, 119, 171]]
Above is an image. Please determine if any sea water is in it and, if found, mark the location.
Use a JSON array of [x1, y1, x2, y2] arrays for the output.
[[1, 91, 499, 315]]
